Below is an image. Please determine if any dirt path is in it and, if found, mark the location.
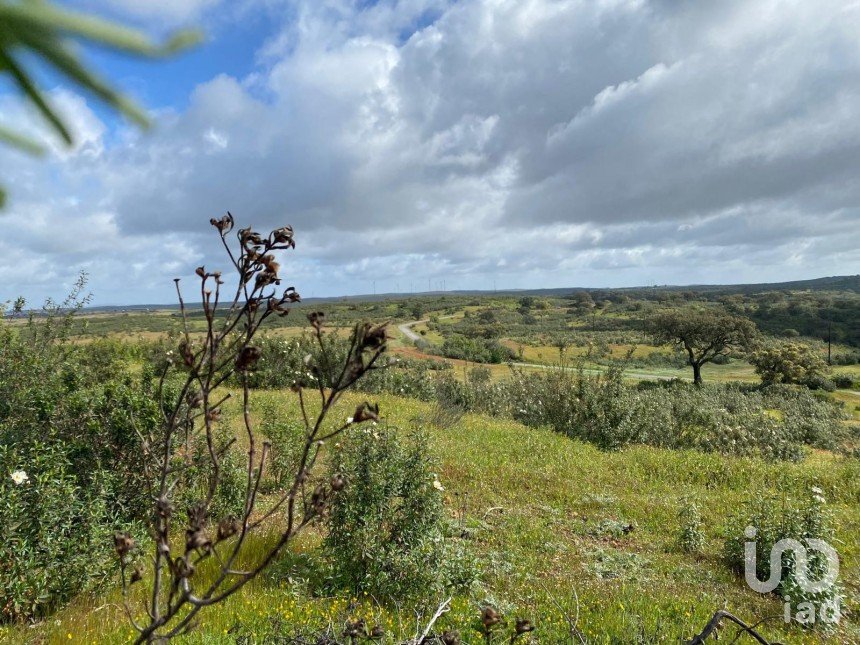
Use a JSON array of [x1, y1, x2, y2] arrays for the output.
[[397, 319, 425, 342]]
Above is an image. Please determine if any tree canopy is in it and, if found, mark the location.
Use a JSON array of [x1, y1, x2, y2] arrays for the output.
[[647, 308, 758, 385]]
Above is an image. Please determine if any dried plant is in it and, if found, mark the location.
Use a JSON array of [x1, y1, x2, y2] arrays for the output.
[[116, 213, 387, 643]]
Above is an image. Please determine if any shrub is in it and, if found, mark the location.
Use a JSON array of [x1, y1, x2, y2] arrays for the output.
[[724, 488, 843, 627], [0, 284, 160, 621], [803, 374, 836, 392], [832, 373, 854, 389], [0, 441, 131, 621], [505, 372, 848, 460], [321, 426, 476, 604], [441, 334, 515, 363], [751, 341, 828, 388], [678, 497, 705, 554], [258, 398, 305, 490]]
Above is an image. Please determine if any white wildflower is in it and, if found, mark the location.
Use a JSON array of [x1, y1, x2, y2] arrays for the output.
[[10, 470, 28, 485]]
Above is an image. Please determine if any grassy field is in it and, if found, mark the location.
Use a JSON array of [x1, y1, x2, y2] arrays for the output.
[[3, 390, 857, 644], [3, 286, 857, 643]]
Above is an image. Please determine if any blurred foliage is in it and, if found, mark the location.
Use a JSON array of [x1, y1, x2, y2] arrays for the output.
[[0, 0, 200, 206]]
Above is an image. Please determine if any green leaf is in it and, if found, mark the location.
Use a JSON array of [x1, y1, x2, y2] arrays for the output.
[[0, 123, 47, 155], [0, 3, 203, 57], [0, 45, 73, 144], [15, 29, 150, 128]]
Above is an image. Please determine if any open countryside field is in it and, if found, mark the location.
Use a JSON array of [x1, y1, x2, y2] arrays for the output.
[[2, 276, 859, 644], [4, 2, 860, 643], [2, 390, 859, 644]]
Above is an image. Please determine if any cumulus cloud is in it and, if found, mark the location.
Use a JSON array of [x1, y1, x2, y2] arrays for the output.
[[1, 0, 859, 304]]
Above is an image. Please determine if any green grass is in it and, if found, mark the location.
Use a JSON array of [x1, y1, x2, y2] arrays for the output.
[[3, 391, 857, 644]]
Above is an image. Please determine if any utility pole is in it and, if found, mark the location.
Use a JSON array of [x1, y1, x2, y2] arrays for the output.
[[827, 320, 832, 366]]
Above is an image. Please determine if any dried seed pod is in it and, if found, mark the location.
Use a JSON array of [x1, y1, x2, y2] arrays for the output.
[[217, 516, 240, 541], [342, 619, 366, 638], [515, 618, 535, 635], [307, 311, 325, 330], [186, 390, 204, 409], [360, 322, 388, 351], [267, 298, 290, 317], [235, 346, 262, 371], [113, 531, 135, 558], [282, 286, 300, 303], [352, 402, 380, 424], [179, 340, 195, 367], [440, 631, 461, 645], [173, 557, 195, 579], [481, 607, 501, 630], [311, 484, 327, 515], [330, 473, 346, 492], [210, 212, 234, 235], [260, 254, 280, 275], [185, 528, 211, 553], [272, 226, 295, 247], [129, 565, 143, 584]]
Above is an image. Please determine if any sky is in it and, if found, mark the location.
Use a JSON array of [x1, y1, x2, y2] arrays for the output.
[[1, 0, 859, 306]]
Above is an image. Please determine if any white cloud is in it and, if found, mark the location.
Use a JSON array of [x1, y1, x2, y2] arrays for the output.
[[1, 0, 859, 304]]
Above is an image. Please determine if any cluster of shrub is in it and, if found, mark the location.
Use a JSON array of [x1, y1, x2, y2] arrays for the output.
[[239, 332, 851, 462], [0, 315, 253, 622], [0, 311, 153, 620], [0, 315, 476, 624], [2, 308, 852, 632]]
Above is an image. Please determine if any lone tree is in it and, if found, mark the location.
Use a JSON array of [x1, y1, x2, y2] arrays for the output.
[[646, 309, 757, 385]]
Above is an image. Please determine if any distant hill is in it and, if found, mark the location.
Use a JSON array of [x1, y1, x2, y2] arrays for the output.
[[69, 274, 859, 313]]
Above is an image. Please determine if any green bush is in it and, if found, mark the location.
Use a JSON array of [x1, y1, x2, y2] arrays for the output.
[[678, 497, 705, 554], [724, 488, 843, 627], [440, 334, 515, 363], [832, 373, 854, 389], [321, 426, 477, 604], [503, 371, 849, 460], [0, 303, 157, 620], [258, 398, 305, 490], [751, 341, 828, 387], [0, 291, 246, 622], [0, 441, 134, 621]]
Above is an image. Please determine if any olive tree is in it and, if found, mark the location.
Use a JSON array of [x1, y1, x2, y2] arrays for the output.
[[646, 309, 757, 385]]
